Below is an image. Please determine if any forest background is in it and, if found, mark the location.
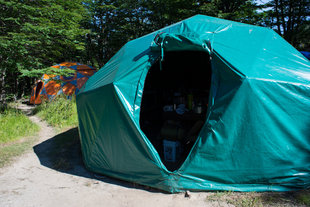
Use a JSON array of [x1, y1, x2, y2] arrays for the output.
[[0, 0, 309, 103]]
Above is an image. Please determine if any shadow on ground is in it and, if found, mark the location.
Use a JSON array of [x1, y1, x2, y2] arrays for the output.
[[33, 127, 162, 193], [33, 128, 310, 201]]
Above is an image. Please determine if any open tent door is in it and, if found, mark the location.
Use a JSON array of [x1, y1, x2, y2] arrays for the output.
[[140, 50, 212, 171], [31, 81, 43, 104], [35, 82, 43, 98]]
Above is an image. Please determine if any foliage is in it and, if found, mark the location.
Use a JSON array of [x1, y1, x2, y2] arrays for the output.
[[0, 104, 39, 168], [263, 0, 310, 50], [199, 0, 263, 24], [34, 96, 78, 129], [20, 67, 75, 79], [83, 0, 263, 68], [0, 0, 89, 102], [0, 106, 39, 143], [142, 0, 199, 30], [0, 0, 309, 102], [83, 0, 152, 66]]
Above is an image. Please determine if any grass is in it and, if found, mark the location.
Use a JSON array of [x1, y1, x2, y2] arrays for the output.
[[205, 190, 310, 207], [0, 137, 37, 168], [0, 97, 78, 168], [31, 97, 80, 171], [206, 191, 263, 207], [295, 190, 310, 206], [0, 106, 39, 144], [34, 96, 78, 129], [0, 105, 40, 167]]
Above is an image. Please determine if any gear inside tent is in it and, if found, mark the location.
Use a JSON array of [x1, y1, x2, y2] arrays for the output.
[[29, 62, 96, 104], [76, 15, 310, 193], [140, 50, 212, 171]]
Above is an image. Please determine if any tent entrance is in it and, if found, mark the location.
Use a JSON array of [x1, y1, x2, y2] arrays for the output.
[[140, 50, 212, 171], [35, 82, 43, 99]]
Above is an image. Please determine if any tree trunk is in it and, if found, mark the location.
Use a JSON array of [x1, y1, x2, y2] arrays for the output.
[[285, 0, 293, 42], [274, 0, 282, 34], [279, 0, 286, 36], [0, 68, 6, 106]]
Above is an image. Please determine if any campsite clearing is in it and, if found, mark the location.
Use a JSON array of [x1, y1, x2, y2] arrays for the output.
[[0, 103, 308, 207]]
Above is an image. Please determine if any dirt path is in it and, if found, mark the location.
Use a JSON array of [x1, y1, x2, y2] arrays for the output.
[[0, 104, 231, 207], [0, 104, 307, 207]]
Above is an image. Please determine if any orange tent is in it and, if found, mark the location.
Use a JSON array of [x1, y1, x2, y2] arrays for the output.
[[29, 62, 96, 104]]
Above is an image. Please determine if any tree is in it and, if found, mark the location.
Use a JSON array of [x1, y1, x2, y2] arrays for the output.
[[83, 0, 153, 67], [199, 0, 263, 24], [84, 0, 202, 67], [142, 0, 199, 30], [263, 0, 310, 50], [0, 0, 88, 103]]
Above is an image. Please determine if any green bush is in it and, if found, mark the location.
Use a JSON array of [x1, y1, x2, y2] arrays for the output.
[[0, 107, 39, 144], [34, 96, 78, 129]]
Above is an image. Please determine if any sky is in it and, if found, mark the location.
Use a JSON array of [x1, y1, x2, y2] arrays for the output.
[[255, 0, 271, 5]]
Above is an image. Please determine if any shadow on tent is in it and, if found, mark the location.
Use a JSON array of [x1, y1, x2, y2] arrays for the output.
[[33, 127, 164, 193]]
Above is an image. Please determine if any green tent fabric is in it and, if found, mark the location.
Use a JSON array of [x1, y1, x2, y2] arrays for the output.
[[76, 15, 310, 192]]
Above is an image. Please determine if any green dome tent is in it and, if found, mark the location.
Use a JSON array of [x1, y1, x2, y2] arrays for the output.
[[77, 15, 310, 192]]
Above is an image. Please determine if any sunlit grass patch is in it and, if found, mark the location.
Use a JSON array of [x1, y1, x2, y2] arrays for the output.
[[0, 136, 36, 168], [0, 105, 39, 167], [34, 96, 78, 129], [205, 190, 310, 207], [0, 106, 39, 144]]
